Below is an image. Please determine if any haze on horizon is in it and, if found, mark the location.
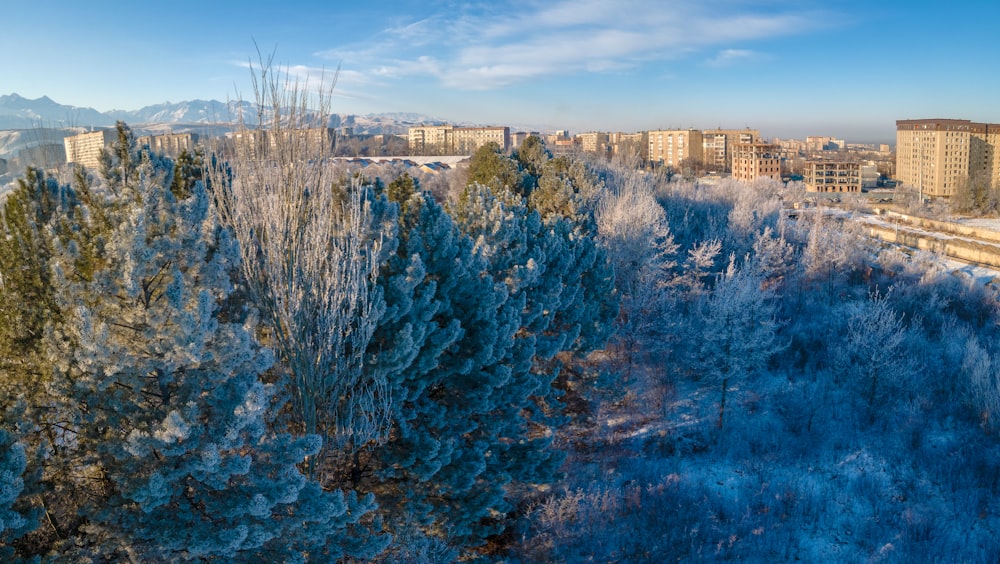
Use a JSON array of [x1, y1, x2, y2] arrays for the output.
[[4, 0, 998, 145]]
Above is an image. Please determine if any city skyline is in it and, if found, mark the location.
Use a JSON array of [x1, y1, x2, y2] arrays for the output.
[[4, 1, 999, 144]]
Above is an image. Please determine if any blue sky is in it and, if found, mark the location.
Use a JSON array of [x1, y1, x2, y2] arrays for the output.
[[4, 0, 999, 143]]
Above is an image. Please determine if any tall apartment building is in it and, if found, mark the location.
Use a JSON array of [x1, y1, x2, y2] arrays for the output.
[[895, 119, 984, 198], [702, 128, 759, 171], [408, 125, 453, 153], [648, 129, 703, 169], [408, 125, 510, 154], [732, 143, 781, 182], [971, 122, 1000, 189], [608, 131, 647, 158], [232, 128, 334, 158], [137, 132, 200, 158], [576, 132, 610, 154], [804, 161, 861, 192], [64, 129, 116, 169], [452, 126, 510, 154]]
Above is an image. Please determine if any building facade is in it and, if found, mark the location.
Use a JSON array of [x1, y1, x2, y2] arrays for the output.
[[648, 129, 703, 169], [895, 119, 982, 198], [732, 143, 781, 182], [408, 125, 510, 154], [804, 161, 861, 192], [137, 132, 200, 158], [64, 130, 116, 170], [701, 128, 759, 171], [971, 123, 1000, 189], [452, 126, 511, 154], [576, 132, 610, 154]]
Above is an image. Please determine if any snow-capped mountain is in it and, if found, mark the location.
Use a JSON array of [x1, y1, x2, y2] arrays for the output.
[[0, 93, 446, 135], [0, 93, 110, 129]]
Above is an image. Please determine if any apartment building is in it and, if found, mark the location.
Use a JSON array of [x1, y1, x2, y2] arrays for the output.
[[971, 123, 1000, 189], [452, 126, 510, 154], [806, 136, 845, 152], [732, 143, 781, 182], [137, 132, 200, 158], [896, 119, 981, 198], [648, 129, 703, 169], [606, 131, 646, 160], [408, 125, 510, 154], [408, 125, 453, 153], [232, 128, 334, 158], [804, 161, 861, 193], [576, 132, 610, 154], [702, 128, 759, 171], [64, 129, 116, 169], [511, 131, 541, 148]]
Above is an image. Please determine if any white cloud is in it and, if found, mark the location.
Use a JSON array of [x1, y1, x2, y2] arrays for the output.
[[705, 49, 756, 68], [309, 0, 839, 90]]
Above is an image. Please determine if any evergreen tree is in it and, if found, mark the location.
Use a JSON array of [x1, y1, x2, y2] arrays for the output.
[[466, 142, 523, 194], [0, 430, 37, 560], [0, 169, 60, 414], [513, 135, 551, 194], [440, 182, 618, 544], [367, 176, 515, 548], [35, 124, 384, 560]]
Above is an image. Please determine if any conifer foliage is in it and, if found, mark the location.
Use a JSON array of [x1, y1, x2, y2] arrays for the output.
[[1, 123, 383, 560]]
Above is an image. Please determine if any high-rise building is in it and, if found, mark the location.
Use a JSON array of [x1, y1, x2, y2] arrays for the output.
[[576, 132, 610, 154], [64, 130, 115, 170], [732, 143, 781, 182], [894, 119, 996, 199], [971, 123, 1000, 189], [896, 119, 971, 198], [701, 128, 759, 171], [648, 129, 703, 169]]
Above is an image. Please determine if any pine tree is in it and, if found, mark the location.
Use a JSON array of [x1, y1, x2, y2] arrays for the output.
[[37, 124, 384, 560], [365, 177, 515, 547], [0, 430, 37, 559], [467, 142, 524, 194]]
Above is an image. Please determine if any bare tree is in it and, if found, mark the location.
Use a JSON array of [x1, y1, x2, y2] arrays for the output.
[[210, 50, 390, 466], [842, 288, 913, 422]]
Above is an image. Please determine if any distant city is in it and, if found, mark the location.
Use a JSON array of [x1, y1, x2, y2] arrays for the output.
[[3, 94, 999, 202]]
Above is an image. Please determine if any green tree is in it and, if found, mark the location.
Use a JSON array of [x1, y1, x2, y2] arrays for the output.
[[467, 142, 523, 194], [513, 135, 551, 193], [366, 179, 514, 549], [7, 123, 385, 560]]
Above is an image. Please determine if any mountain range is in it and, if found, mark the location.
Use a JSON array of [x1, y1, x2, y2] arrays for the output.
[[0, 93, 443, 135]]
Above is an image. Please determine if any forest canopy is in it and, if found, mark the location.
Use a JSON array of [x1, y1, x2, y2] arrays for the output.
[[2, 120, 1000, 562]]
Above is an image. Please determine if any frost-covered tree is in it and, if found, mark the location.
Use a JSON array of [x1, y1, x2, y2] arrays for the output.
[[697, 255, 784, 428], [209, 55, 392, 463], [596, 171, 678, 370], [961, 332, 1000, 432], [0, 430, 37, 559], [364, 175, 515, 548], [530, 154, 602, 229], [425, 181, 618, 545], [0, 169, 60, 413], [35, 124, 384, 561], [840, 288, 914, 421]]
